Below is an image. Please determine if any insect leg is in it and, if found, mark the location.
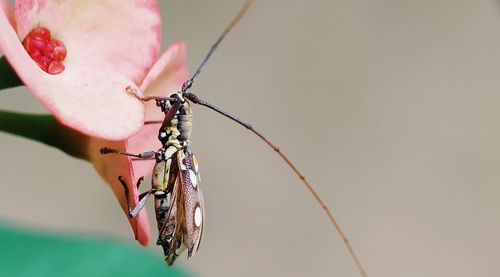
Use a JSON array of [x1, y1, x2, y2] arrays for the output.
[[100, 148, 156, 159], [131, 157, 155, 161], [131, 190, 154, 218], [144, 120, 163, 125], [118, 176, 155, 218], [125, 86, 178, 102]]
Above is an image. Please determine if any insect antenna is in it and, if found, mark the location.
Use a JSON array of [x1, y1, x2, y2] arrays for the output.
[[144, 0, 367, 275], [183, 93, 367, 277], [181, 0, 254, 93]]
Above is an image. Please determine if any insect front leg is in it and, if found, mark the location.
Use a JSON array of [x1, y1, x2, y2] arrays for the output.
[[100, 148, 156, 160], [144, 120, 163, 125], [118, 176, 155, 218], [125, 86, 178, 102]]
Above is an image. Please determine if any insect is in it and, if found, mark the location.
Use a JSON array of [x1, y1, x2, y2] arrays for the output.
[[103, 90, 204, 264], [101, 0, 367, 276]]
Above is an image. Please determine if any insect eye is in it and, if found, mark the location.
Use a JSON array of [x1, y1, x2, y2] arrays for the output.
[[155, 151, 163, 160]]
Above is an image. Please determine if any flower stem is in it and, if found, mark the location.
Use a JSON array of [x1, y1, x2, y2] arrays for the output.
[[0, 56, 23, 90], [0, 110, 89, 159]]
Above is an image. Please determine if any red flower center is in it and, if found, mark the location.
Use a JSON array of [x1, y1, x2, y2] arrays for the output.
[[22, 27, 67, 75]]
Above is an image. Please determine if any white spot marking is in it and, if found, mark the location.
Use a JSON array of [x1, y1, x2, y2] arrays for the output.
[[160, 132, 167, 138], [154, 191, 166, 196], [194, 206, 202, 227], [189, 170, 198, 188]]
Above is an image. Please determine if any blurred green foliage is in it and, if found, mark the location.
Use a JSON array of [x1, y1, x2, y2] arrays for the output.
[[0, 222, 189, 277]]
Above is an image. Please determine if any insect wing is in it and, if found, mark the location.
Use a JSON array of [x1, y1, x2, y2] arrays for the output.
[[177, 150, 204, 257], [158, 174, 189, 265], [154, 151, 184, 265], [156, 176, 179, 242]]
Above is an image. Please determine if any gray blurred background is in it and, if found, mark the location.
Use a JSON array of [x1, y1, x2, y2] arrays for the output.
[[1, 0, 500, 276]]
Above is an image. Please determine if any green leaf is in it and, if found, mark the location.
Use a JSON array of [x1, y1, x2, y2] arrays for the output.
[[0, 56, 23, 90], [0, 222, 190, 277]]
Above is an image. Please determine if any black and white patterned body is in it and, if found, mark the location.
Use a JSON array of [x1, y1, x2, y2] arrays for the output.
[[152, 93, 204, 265], [100, 0, 255, 267]]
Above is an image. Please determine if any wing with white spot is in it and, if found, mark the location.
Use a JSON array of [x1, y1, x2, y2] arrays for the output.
[[177, 150, 204, 257]]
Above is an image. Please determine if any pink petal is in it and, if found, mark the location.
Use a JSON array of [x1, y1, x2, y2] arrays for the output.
[[86, 43, 187, 246], [0, 0, 13, 26], [88, 137, 150, 246], [128, 41, 188, 179], [140, 41, 188, 96], [14, 0, 161, 85], [0, 1, 11, 58], [0, 0, 162, 140]]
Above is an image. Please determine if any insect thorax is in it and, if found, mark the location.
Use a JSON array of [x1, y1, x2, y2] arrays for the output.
[[159, 98, 193, 149], [153, 97, 193, 191]]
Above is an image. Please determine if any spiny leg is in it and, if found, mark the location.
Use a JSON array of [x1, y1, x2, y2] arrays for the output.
[[100, 147, 156, 159], [183, 92, 368, 277], [118, 176, 154, 218]]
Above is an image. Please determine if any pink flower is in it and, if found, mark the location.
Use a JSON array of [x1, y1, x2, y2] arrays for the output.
[[90, 42, 188, 245], [0, 0, 188, 245], [0, 0, 160, 140]]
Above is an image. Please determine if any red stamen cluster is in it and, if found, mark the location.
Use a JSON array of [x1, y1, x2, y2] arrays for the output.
[[22, 27, 67, 75]]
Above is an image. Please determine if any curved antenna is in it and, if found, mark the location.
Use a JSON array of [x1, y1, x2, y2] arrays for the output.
[[183, 93, 368, 277], [181, 0, 254, 92], [144, 0, 368, 275]]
